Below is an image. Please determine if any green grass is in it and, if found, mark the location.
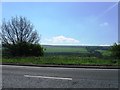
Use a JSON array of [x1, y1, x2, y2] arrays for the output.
[[97, 50, 111, 56], [44, 46, 88, 53], [2, 56, 119, 66]]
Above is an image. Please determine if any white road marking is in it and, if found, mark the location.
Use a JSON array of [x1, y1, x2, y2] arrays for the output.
[[24, 75, 72, 80]]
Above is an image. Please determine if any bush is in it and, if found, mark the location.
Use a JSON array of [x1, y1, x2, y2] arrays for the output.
[[110, 43, 120, 59], [2, 42, 44, 57]]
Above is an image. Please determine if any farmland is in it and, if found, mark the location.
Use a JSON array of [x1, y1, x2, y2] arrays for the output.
[[2, 45, 119, 66], [43, 45, 111, 57], [43, 45, 88, 53]]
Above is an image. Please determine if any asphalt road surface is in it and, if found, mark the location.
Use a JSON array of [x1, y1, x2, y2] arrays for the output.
[[1, 65, 119, 88]]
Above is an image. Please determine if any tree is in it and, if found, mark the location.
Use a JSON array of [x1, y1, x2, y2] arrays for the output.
[[1, 16, 44, 57], [1, 16, 40, 45], [110, 43, 120, 59]]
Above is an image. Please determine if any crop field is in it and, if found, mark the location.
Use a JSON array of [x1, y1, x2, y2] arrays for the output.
[[43, 45, 88, 53], [43, 45, 111, 57], [2, 45, 119, 66]]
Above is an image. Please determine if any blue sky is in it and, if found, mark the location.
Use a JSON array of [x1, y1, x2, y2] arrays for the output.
[[2, 2, 118, 46]]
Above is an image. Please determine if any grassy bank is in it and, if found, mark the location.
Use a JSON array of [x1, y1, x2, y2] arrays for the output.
[[1, 56, 119, 66]]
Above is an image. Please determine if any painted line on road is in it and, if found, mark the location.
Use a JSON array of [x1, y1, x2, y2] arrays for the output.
[[24, 75, 72, 80]]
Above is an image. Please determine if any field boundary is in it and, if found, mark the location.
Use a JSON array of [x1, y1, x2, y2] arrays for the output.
[[1, 63, 119, 69]]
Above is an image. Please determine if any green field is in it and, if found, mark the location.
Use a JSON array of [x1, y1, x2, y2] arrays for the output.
[[2, 45, 119, 66], [96, 50, 111, 56], [43, 45, 88, 53], [43, 45, 111, 57]]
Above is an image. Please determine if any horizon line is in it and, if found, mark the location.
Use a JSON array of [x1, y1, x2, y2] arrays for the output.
[[41, 44, 111, 46]]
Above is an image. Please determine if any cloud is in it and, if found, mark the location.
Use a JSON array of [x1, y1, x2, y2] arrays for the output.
[[100, 22, 109, 27], [43, 35, 80, 45], [99, 44, 111, 46]]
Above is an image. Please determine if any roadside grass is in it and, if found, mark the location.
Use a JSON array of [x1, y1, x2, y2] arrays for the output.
[[2, 56, 119, 66]]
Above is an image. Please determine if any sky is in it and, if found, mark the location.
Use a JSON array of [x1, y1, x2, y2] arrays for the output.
[[2, 2, 118, 46]]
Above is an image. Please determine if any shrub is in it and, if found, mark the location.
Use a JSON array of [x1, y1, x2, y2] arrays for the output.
[[110, 43, 120, 59], [2, 42, 44, 57]]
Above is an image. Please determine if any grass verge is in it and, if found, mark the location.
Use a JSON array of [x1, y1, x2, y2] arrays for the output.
[[1, 56, 119, 66]]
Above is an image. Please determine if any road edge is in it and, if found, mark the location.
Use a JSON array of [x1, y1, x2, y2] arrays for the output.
[[1, 63, 119, 69]]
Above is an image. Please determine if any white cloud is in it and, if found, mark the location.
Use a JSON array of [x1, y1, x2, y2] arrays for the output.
[[99, 44, 111, 46], [43, 35, 80, 45], [100, 22, 109, 27]]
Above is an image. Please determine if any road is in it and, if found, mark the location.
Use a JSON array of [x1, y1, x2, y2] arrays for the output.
[[1, 65, 119, 88]]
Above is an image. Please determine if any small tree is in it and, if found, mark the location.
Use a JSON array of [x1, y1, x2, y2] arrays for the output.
[[110, 43, 120, 59], [1, 16, 44, 57]]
